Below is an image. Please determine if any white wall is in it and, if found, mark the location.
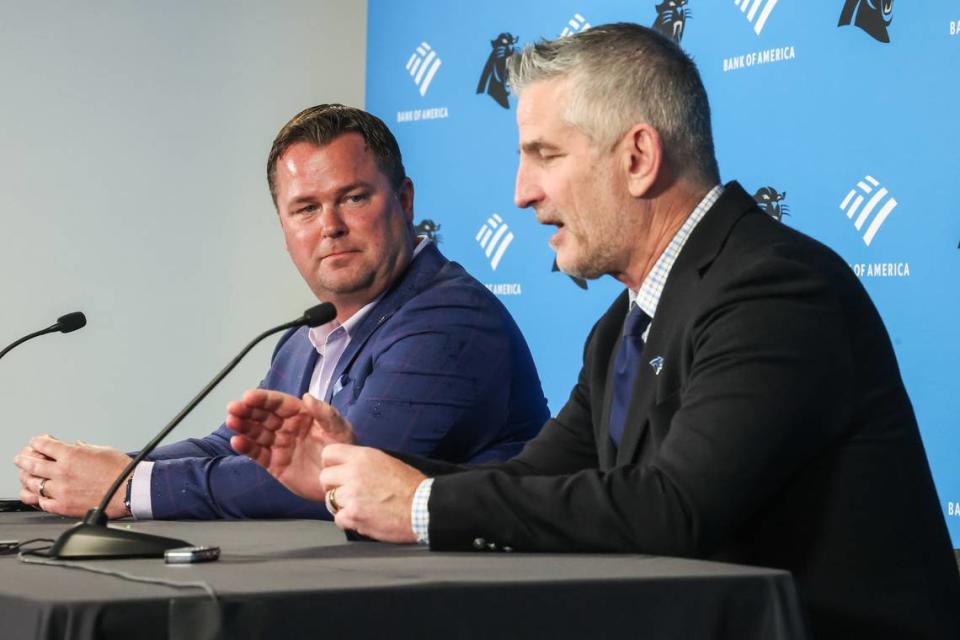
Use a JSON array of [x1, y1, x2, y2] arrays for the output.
[[0, 1, 367, 495]]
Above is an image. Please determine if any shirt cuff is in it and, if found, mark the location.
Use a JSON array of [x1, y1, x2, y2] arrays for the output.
[[411, 477, 434, 545], [129, 461, 154, 520]]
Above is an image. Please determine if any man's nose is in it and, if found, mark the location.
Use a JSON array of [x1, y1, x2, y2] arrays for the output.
[[319, 207, 347, 238], [513, 160, 543, 210]]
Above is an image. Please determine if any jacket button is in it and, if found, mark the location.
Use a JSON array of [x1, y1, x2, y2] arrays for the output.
[[486, 542, 497, 551], [502, 546, 514, 553], [472, 537, 486, 550]]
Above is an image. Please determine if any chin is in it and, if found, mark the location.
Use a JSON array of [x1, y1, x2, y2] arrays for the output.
[[555, 256, 585, 279], [558, 256, 605, 281], [320, 272, 377, 297]]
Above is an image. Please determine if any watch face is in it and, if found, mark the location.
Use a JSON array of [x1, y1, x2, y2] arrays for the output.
[[123, 477, 133, 516]]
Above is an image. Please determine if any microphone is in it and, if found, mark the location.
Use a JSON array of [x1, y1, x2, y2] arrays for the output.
[[44, 302, 336, 559], [55, 312, 87, 333], [0, 311, 87, 361]]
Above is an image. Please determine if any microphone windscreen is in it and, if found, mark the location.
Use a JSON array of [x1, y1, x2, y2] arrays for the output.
[[57, 311, 87, 333], [302, 302, 336, 328]]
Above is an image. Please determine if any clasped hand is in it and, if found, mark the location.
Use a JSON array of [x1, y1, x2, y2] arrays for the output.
[[13, 435, 132, 518]]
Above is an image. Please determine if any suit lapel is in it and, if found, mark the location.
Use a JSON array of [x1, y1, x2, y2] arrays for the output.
[[296, 341, 321, 396], [672, 181, 758, 279], [609, 182, 759, 464], [326, 242, 447, 394]]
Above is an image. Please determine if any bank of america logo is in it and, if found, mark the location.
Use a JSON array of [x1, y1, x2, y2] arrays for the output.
[[734, 0, 778, 35], [405, 42, 442, 96], [475, 214, 514, 270], [560, 13, 590, 37], [839, 175, 898, 246]]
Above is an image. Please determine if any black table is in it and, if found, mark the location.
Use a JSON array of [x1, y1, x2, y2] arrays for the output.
[[1, 512, 807, 639]]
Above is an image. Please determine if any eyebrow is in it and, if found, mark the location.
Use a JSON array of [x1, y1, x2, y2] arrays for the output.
[[286, 180, 375, 206], [519, 140, 561, 155]]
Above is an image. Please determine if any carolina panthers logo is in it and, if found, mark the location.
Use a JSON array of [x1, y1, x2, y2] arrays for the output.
[[551, 258, 588, 290], [838, 0, 893, 43], [415, 219, 442, 244], [652, 0, 691, 44], [476, 32, 519, 109], [753, 187, 789, 222]]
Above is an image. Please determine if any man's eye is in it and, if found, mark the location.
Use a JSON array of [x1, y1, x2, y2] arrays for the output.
[[295, 204, 319, 215], [346, 193, 369, 204]]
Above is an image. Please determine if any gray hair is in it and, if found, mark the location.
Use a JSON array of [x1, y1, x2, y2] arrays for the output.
[[507, 23, 720, 186]]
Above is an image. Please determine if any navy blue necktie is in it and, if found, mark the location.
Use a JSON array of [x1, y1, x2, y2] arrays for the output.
[[608, 304, 651, 447]]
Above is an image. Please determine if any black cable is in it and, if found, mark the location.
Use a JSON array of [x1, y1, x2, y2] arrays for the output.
[[0, 538, 54, 555], [18, 550, 220, 601]]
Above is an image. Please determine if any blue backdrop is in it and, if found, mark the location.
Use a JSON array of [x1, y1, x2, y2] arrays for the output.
[[366, 1, 960, 545]]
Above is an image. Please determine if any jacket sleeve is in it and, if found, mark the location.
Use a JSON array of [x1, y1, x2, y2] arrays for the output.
[[144, 328, 329, 520], [425, 252, 855, 554], [147, 428, 330, 520], [333, 282, 547, 465], [389, 320, 606, 479]]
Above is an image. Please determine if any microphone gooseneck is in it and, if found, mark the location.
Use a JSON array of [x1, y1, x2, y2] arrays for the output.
[[93, 302, 336, 520], [0, 311, 87, 361], [47, 301, 336, 559]]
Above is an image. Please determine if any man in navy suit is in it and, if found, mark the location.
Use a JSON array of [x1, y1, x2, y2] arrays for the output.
[[14, 105, 548, 520], [229, 26, 960, 638]]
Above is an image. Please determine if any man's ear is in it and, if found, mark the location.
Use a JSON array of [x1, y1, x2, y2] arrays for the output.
[[397, 178, 415, 223], [620, 124, 663, 198]]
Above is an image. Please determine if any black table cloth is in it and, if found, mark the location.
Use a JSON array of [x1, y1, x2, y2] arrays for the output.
[[0, 511, 807, 639]]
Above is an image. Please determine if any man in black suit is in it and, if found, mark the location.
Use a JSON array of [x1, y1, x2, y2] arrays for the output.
[[228, 23, 960, 638]]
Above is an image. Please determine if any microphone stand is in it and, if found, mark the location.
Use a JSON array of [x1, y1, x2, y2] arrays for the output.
[[44, 303, 335, 559]]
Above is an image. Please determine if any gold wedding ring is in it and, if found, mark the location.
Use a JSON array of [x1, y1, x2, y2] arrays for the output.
[[327, 487, 342, 514], [38, 478, 48, 499]]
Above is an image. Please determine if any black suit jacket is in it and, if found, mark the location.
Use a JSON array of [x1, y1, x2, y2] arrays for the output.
[[406, 183, 960, 639]]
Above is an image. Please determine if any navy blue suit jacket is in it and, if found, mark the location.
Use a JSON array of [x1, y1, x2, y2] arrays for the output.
[[143, 243, 548, 519]]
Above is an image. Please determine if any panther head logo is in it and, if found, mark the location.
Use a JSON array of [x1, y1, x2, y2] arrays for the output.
[[415, 219, 442, 244], [551, 258, 588, 290], [752, 187, 789, 222], [476, 32, 519, 109], [652, 0, 691, 44], [838, 0, 893, 43]]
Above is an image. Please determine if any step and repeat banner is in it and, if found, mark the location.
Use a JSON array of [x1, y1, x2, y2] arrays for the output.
[[365, 1, 960, 544]]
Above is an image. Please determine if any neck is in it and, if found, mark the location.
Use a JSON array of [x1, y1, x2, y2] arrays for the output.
[[617, 181, 711, 291]]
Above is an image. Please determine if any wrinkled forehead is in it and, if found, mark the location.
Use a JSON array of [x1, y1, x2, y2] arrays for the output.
[[516, 78, 574, 134], [516, 76, 603, 154]]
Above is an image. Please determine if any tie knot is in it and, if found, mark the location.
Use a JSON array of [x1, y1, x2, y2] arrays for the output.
[[623, 304, 651, 338]]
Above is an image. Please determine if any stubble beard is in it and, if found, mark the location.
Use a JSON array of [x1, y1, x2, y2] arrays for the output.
[[556, 228, 619, 281]]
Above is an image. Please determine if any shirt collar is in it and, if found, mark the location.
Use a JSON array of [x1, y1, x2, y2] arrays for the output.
[[629, 185, 723, 318], [307, 236, 432, 354]]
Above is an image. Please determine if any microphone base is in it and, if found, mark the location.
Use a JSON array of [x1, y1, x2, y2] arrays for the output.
[[43, 510, 191, 559]]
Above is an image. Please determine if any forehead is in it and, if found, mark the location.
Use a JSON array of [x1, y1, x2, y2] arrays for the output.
[[516, 78, 580, 145], [276, 134, 382, 192]]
